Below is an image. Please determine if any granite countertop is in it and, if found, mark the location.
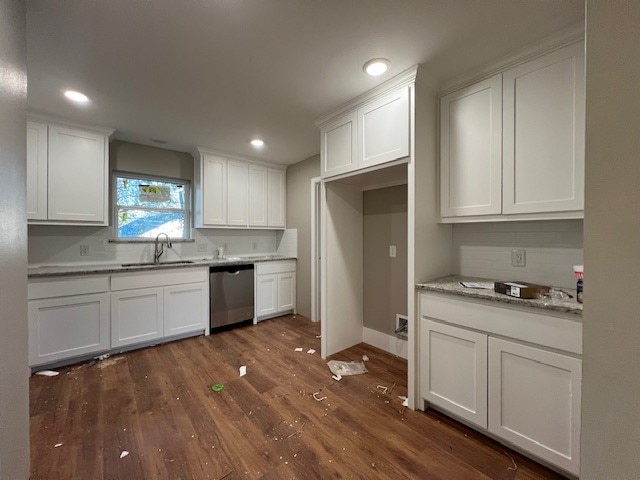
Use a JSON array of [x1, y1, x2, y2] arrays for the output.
[[416, 275, 582, 315], [28, 255, 296, 278]]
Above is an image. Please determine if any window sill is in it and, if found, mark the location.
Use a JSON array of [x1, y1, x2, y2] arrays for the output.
[[108, 238, 195, 244]]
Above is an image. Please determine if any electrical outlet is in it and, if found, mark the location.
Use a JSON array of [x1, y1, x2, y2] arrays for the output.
[[511, 249, 526, 267], [197, 243, 208, 253], [389, 245, 397, 258], [79, 244, 90, 256]]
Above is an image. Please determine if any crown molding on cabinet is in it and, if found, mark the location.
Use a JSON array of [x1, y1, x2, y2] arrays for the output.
[[192, 147, 287, 171], [27, 113, 115, 138], [439, 23, 585, 96], [314, 64, 419, 128]]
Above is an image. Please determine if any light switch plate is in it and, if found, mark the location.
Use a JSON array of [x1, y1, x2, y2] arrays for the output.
[[389, 245, 397, 258], [196, 243, 208, 253], [79, 244, 90, 256], [511, 249, 526, 267]]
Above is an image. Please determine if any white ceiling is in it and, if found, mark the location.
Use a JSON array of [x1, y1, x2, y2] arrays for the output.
[[26, 0, 584, 165]]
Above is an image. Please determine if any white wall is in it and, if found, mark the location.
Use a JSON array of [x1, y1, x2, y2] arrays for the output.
[[0, 0, 30, 477], [28, 226, 279, 265], [581, 2, 640, 478], [452, 220, 583, 289]]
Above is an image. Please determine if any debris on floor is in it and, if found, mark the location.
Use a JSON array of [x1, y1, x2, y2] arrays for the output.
[[315, 335, 321, 339], [327, 360, 367, 376], [307, 349, 316, 354], [398, 396, 409, 407], [294, 347, 303, 352], [54, 443, 63, 448], [95, 353, 110, 361], [362, 355, 369, 362], [95, 355, 125, 369], [239, 366, 247, 377], [313, 392, 327, 402], [211, 383, 225, 392], [120, 451, 129, 459], [376, 385, 388, 394], [504, 451, 518, 471], [36, 370, 59, 377], [332, 374, 342, 382]]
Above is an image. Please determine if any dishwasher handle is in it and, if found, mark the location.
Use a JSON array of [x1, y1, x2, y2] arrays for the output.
[[226, 270, 241, 276]]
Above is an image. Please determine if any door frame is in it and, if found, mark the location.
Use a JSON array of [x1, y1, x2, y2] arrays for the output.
[[310, 176, 322, 322]]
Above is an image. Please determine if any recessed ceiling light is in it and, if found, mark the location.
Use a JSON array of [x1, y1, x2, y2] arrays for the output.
[[363, 58, 390, 76], [251, 139, 264, 147], [64, 90, 90, 103]]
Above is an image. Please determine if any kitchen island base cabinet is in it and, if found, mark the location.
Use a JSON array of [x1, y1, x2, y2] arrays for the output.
[[488, 337, 581, 475], [111, 288, 164, 348], [28, 293, 110, 367], [420, 319, 487, 428]]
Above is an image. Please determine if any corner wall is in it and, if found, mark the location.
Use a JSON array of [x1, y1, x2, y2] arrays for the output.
[[285, 154, 320, 318], [581, 2, 640, 478], [0, 0, 30, 477]]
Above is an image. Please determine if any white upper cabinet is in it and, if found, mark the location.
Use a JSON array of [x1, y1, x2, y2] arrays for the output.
[[194, 149, 286, 229], [319, 79, 413, 179], [267, 168, 285, 228], [199, 154, 227, 226], [440, 75, 502, 217], [249, 164, 268, 227], [26, 121, 48, 220], [227, 160, 249, 226], [358, 86, 410, 169], [320, 111, 358, 178], [439, 41, 585, 222], [26, 121, 111, 225], [502, 42, 585, 214]]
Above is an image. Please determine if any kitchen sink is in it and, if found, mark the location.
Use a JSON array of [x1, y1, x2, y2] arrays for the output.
[[121, 260, 195, 267]]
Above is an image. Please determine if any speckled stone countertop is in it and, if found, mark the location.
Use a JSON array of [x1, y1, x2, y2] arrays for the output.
[[416, 275, 582, 316], [28, 255, 296, 278]]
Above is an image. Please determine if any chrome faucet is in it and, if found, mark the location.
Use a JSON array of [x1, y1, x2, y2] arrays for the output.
[[153, 233, 172, 264]]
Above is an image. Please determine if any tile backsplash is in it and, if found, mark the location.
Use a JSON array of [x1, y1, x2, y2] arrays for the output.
[[452, 220, 583, 289], [27, 226, 282, 266]]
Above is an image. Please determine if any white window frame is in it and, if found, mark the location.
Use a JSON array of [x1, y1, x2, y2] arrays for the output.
[[112, 171, 192, 240]]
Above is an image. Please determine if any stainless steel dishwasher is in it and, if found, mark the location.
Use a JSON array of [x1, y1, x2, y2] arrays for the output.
[[209, 264, 255, 331]]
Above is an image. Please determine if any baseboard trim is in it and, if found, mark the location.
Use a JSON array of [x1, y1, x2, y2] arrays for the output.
[[362, 327, 408, 359]]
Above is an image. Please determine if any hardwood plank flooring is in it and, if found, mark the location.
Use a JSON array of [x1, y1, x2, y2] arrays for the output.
[[30, 315, 567, 479]]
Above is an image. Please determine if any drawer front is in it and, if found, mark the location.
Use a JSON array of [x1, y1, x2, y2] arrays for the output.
[[420, 292, 582, 355], [256, 260, 296, 275], [111, 268, 208, 291], [28, 275, 110, 300]]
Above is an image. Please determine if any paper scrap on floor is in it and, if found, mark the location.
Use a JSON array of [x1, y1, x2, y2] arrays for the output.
[[459, 281, 494, 290], [327, 360, 367, 376], [307, 349, 316, 354], [120, 451, 129, 459], [239, 366, 247, 377], [35, 370, 59, 377], [294, 347, 303, 352]]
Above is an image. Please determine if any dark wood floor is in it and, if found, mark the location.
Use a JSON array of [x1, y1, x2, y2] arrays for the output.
[[30, 315, 566, 480]]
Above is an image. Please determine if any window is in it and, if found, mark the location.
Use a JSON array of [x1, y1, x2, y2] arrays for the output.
[[113, 172, 190, 239]]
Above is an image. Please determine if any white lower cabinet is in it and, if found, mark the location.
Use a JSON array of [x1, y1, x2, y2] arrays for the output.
[[255, 261, 296, 321], [488, 337, 581, 474], [164, 283, 208, 336], [420, 319, 487, 428], [28, 293, 110, 366], [111, 288, 164, 348], [420, 292, 581, 476]]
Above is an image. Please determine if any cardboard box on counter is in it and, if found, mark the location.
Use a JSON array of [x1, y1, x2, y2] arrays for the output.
[[494, 282, 551, 299]]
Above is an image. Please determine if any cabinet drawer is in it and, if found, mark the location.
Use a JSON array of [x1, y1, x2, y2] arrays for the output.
[[255, 260, 296, 275], [111, 268, 208, 291], [28, 275, 109, 300]]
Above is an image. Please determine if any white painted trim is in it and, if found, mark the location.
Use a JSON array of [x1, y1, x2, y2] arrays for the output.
[[310, 176, 322, 323], [26, 113, 115, 137], [320, 180, 328, 358], [363, 327, 408, 360], [440, 210, 583, 223], [314, 65, 418, 127], [192, 147, 287, 171], [406, 82, 417, 410], [361, 179, 408, 192], [323, 158, 409, 184]]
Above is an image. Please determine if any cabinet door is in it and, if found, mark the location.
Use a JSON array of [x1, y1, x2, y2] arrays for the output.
[[488, 337, 581, 475], [164, 283, 208, 336], [320, 111, 358, 178], [249, 164, 268, 227], [202, 154, 227, 225], [502, 42, 585, 214], [358, 86, 410, 169], [256, 274, 278, 318], [28, 293, 110, 366], [267, 168, 285, 228], [277, 272, 296, 312], [111, 288, 164, 348], [420, 319, 488, 428], [26, 121, 48, 220], [47, 125, 107, 223], [227, 160, 249, 226], [440, 75, 502, 217]]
